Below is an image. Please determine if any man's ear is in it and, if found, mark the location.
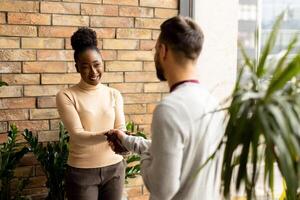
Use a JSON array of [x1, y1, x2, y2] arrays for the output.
[[75, 63, 80, 73], [160, 43, 168, 60]]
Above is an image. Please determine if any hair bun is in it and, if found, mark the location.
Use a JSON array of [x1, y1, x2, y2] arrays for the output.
[[71, 27, 98, 51]]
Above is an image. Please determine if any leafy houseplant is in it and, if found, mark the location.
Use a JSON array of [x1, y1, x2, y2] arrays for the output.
[[125, 122, 147, 180], [204, 13, 300, 200], [0, 125, 29, 200], [23, 122, 69, 200], [0, 81, 8, 88]]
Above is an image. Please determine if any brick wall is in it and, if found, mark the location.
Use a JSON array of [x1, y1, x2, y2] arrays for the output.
[[0, 0, 178, 199]]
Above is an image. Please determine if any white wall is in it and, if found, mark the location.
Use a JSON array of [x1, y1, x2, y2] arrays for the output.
[[193, 0, 238, 103]]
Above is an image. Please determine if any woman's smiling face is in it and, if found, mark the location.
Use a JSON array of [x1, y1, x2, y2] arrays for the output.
[[76, 48, 104, 86]]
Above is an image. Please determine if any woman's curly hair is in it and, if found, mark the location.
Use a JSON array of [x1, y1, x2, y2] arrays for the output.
[[71, 27, 99, 61]]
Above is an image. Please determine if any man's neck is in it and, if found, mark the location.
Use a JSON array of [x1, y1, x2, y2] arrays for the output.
[[166, 66, 198, 89]]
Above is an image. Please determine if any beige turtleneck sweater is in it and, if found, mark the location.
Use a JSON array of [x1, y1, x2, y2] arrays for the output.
[[56, 79, 125, 168]]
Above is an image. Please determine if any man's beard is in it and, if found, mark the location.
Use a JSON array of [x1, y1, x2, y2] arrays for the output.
[[154, 53, 167, 81]]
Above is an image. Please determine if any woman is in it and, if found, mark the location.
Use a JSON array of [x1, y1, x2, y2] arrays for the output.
[[56, 27, 126, 200]]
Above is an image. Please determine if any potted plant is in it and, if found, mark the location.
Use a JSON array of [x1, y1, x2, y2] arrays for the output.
[[23, 122, 69, 200], [0, 125, 30, 200], [200, 13, 300, 200]]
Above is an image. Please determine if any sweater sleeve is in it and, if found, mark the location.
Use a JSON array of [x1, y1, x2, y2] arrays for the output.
[[127, 103, 185, 200], [113, 90, 126, 131], [56, 90, 106, 144], [141, 104, 185, 200]]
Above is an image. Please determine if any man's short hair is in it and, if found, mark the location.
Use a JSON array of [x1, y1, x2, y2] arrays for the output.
[[159, 16, 204, 61]]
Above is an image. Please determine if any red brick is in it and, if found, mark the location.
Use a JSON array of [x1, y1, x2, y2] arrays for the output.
[[22, 38, 64, 49], [0, 109, 29, 121], [0, 37, 20, 48], [144, 82, 169, 92], [103, 39, 139, 50], [30, 109, 59, 120], [37, 50, 73, 61], [0, 50, 36, 61], [101, 72, 123, 83], [124, 104, 146, 114], [41, 2, 80, 14], [41, 73, 80, 84], [126, 186, 143, 197], [24, 85, 67, 97], [35, 165, 44, 176], [118, 51, 153, 61], [103, 0, 138, 6], [117, 28, 151, 39], [38, 130, 59, 142], [0, 62, 21, 73], [152, 30, 160, 39], [125, 72, 158, 82], [81, 4, 118, 16], [37, 97, 57, 108], [123, 94, 161, 104], [140, 0, 178, 9], [63, 0, 101, 2], [0, 1, 39, 12], [53, 14, 89, 26], [0, 133, 8, 142], [0, 122, 7, 133], [126, 175, 144, 187], [0, 98, 36, 109], [135, 18, 164, 29], [140, 40, 156, 50], [143, 61, 155, 71], [94, 28, 116, 38], [28, 176, 47, 188], [67, 62, 77, 73], [155, 8, 178, 18], [10, 120, 49, 131], [23, 62, 69, 73], [105, 61, 142, 71], [22, 187, 48, 197], [100, 50, 117, 61], [1, 74, 40, 85], [129, 195, 150, 200], [0, 25, 37, 37], [110, 83, 143, 93], [91, 17, 134, 28], [146, 103, 157, 113], [19, 153, 39, 167], [39, 26, 77, 38], [0, 86, 23, 97], [120, 6, 153, 18], [0, 13, 6, 24], [50, 119, 61, 130], [14, 166, 34, 177], [8, 13, 51, 25]]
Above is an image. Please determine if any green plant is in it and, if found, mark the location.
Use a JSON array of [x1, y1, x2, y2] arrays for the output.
[[203, 13, 300, 200], [125, 122, 147, 180], [23, 122, 69, 200], [0, 81, 8, 88], [0, 124, 30, 200]]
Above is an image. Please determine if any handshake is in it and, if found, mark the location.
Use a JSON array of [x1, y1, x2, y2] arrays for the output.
[[104, 130, 131, 155]]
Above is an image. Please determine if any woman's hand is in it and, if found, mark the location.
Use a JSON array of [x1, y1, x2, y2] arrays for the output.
[[105, 129, 129, 155]]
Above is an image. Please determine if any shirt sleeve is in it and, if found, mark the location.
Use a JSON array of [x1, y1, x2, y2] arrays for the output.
[[122, 135, 151, 154], [56, 90, 106, 144], [113, 90, 126, 131]]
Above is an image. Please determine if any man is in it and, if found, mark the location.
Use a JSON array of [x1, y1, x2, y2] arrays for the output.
[[108, 16, 224, 200]]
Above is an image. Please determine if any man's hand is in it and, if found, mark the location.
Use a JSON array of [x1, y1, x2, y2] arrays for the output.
[[105, 129, 129, 155], [108, 129, 127, 142]]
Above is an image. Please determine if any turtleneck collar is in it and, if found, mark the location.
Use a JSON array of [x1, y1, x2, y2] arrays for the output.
[[78, 79, 102, 90]]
